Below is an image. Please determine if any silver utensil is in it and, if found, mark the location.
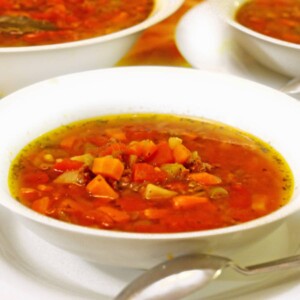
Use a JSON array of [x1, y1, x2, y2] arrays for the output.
[[115, 252, 300, 300]]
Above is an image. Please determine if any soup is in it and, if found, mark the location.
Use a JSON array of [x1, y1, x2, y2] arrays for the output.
[[0, 0, 154, 46], [235, 0, 300, 44], [9, 114, 293, 233]]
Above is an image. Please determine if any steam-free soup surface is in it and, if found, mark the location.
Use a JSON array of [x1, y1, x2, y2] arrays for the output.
[[235, 0, 300, 44], [0, 0, 154, 46], [9, 114, 293, 233]]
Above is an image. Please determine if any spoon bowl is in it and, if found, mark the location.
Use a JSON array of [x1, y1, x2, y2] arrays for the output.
[[115, 252, 300, 300]]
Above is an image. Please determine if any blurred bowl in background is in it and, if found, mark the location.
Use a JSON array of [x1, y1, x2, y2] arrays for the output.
[[210, 0, 300, 78], [0, 0, 183, 96]]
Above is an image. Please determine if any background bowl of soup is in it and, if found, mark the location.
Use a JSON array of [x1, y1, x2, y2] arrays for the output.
[[209, 0, 300, 78], [0, 0, 183, 96], [0, 66, 300, 269]]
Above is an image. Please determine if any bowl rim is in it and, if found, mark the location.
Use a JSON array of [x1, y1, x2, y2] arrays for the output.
[[1, 66, 300, 241], [0, 0, 184, 53]]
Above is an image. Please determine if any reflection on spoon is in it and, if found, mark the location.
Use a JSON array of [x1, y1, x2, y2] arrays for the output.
[[115, 253, 300, 300]]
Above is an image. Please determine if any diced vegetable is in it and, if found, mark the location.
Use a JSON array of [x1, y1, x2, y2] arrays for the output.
[[54, 170, 82, 185], [209, 187, 229, 199], [188, 172, 222, 185], [132, 163, 167, 183], [147, 141, 174, 165], [97, 206, 130, 222], [58, 198, 89, 212], [168, 137, 182, 149], [71, 153, 94, 167], [144, 208, 169, 219], [126, 139, 157, 158], [53, 158, 84, 172], [20, 187, 39, 201], [98, 142, 127, 157], [128, 154, 138, 167], [60, 135, 77, 149], [172, 195, 209, 209], [105, 128, 127, 141], [251, 194, 267, 212], [22, 171, 49, 185], [160, 163, 187, 178], [43, 154, 54, 162], [144, 183, 178, 200], [173, 143, 191, 164], [91, 155, 124, 180], [86, 175, 119, 199], [31, 196, 50, 214]]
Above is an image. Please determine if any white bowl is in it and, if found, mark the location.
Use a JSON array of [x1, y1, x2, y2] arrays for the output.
[[209, 0, 300, 78], [0, 66, 300, 269], [0, 0, 183, 96]]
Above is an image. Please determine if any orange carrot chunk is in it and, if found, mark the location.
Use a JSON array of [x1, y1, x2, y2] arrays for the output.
[[144, 208, 169, 219], [172, 195, 209, 209], [91, 155, 124, 180], [147, 141, 174, 165], [31, 196, 51, 214], [86, 175, 119, 199], [60, 135, 77, 149], [126, 139, 158, 159], [188, 172, 222, 185], [97, 206, 130, 222], [105, 128, 127, 141], [173, 143, 191, 164]]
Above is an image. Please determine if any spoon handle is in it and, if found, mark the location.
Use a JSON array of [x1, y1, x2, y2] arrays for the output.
[[233, 254, 300, 275]]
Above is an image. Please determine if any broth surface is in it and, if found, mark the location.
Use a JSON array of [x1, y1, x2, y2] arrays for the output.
[[235, 0, 300, 44], [9, 114, 293, 233], [0, 0, 154, 46]]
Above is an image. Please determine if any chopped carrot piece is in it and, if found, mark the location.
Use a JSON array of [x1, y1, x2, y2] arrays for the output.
[[188, 172, 222, 185], [147, 141, 174, 166], [251, 194, 267, 212], [20, 187, 39, 201], [173, 143, 191, 164], [98, 142, 127, 157], [86, 175, 119, 199], [132, 163, 167, 183], [91, 155, 124, 180], [53, 158, 84, 172], [32, 196, 51, 214], [22, 171, 49, 185], [105, 128, 127, 141], [60, 135, 77, 149], [126, 139, 158, 158], [144, 208, 169, 219], [97, 206, 130, 222], [172, 195, 209, 209]]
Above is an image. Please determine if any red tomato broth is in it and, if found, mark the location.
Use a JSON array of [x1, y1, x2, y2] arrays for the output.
[[9, 114, 294, 233], [235, 0, 300, 44], [0, 0, 154, 46]]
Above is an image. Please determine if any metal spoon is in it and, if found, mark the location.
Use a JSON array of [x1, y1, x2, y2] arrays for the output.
[[115, 253, 300, 300], [0, 15, 56, 35]]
